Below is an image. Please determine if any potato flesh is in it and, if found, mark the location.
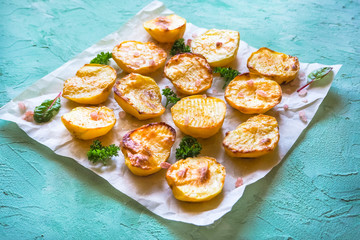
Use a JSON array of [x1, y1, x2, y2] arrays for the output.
[[114, 73, 164, 117], [225, 73, 282, 114], [166, 157, 226, 202], [223, 114, 279, 157], [191, 29, 240, 67], [164, 53, 212, 94]]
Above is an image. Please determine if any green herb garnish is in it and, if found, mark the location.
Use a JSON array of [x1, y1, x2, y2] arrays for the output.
[[87, 140, 120, 165], [297, 67, 333, 92], [33, 92, 61, 123], [175, 136, 202, 160], [213, 67, 240, 89], [162, 88, 181, 107], [90, 52, 112, 65], [170, 38, 191, 56]]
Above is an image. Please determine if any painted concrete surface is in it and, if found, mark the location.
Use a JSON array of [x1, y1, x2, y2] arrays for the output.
[[0, 0, 359, 239]]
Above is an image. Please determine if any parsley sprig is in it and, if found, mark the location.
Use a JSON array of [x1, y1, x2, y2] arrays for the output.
[[162, 88, 181, 107], [170, 38, 191, 56], [87, 140, 120, 165], [213, 67, 240, 89], [175, 136, 202, 160], [90, 52, 112, 65]]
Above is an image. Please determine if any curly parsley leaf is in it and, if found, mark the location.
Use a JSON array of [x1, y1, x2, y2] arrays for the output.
[[162, 88, 181, 107], [87, 140, 120, 165], [213, 67, 240, 89], [90, 52, 112, 65], [33, 92, 61, 123], [175, 136, 202, 160], [170, 38, 191, 56]]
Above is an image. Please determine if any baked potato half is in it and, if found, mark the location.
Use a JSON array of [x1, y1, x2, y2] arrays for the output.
[[143, 14, 186, 43], [225, 73, 282, 114], [113, 73, 165, 120], [171, 95, 226, 138], [112, 41, 167, 74], [121, 122, 176, 176], [166, 156, 226, 202], [247, 47, 300, 84], [62, 64, 117, 104], [61, 106, 116, 140], [164, 53, 213, 95], [191, 29, 240, 67], [223, 114, 279, 158]]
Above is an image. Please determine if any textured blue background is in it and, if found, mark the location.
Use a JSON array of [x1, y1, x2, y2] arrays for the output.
[[1, 0, 359, 239]]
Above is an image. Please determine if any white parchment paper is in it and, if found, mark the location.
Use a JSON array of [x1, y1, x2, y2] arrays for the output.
[[0, 1, 342, 225]]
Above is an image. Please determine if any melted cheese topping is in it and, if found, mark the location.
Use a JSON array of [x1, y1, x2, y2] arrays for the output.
[[225, 73, 282, 114], [247, 47, 299, 84], [114, 73, 164, 116], [112, 41, 167, 73], [223, 114, 279, 157], [164, 53, 212, 94], [166, 156, 226, 202], [62, 64, 116, 103], [144, 14, 186, 31], [191, 29, 240, 67]]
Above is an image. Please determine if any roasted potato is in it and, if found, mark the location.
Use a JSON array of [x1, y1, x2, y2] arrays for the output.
[[225, 73, 282, 114], [164, 53, 213, 95], [223, 114, 279, 158], [165, 156, 226, 202], [191, 29, 240, 67], [121, 122, 176, 176], [112, 41, 167, 74], [113, 73, 165, 120], [171, 95, 226, 138], [62, 64, 117, 104], [61, 106, 116, 140], [247, 47, 300, 84], [143, 14, 186, 43]]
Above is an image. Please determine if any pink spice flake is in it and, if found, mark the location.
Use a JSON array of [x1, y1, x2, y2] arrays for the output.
[[160, 162, 171, 169], [302, 99, 308, 103], [284, 104, 289, 110], [299, 110, 307, 123], [18, 102, 27, 112], [256, 90, 268, 98], [246, 80, 254, 88], [90, 112, 100, 121], [177, 168, 188, 178], [216, 42, 223, 48], [298, 89, 308, 97], [202, 94, 207, 99], [238, 92, 244, 97], [184, 116, 190, 126], [22, 111, 34, 122], [195, 79, 202, 87], [235, 177, 243, 188]]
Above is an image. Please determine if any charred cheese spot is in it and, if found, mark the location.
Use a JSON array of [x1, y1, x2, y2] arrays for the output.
[[61, 106, 116, 140], [247, 47, 300, 84], [121, 122, 176, 176], [171, 95, 226, 138], [164, 53, 213, 95], [143, 15, 186, 43], [62, 64, 117, 104], [223, 114, 279, 158], [112, 41, 167, 74], [165, 156, 226, 202], [191, 29, 240, 67], [113, 73, 165, 120], [225, 73, 282, 114]]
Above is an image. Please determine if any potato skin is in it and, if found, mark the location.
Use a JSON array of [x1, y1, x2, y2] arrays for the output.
[[61, 106, 116, 140], [113, 73, 165, 120], [165, 156, 226, 202], [225, 73, 282, 114], [112, 41, 167, 74], [171, 95, 226, 138], [121, 122, 176, 176], [223, 114, 279, 158], [164, 53, 213, 95], [62, 64, 117, 104], [247, 47, 300, 84], [143, 15, 186, 43]]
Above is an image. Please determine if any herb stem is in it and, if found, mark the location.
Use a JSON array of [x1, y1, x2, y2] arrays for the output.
[[46, 92, 62, 111], [297, 80, 314, 92]]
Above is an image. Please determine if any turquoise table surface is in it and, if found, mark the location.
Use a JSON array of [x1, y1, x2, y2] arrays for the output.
[[1, 0, 359, 239]]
